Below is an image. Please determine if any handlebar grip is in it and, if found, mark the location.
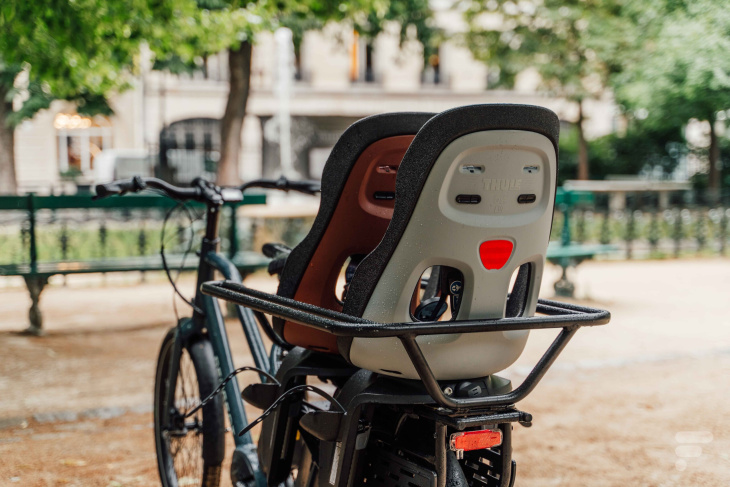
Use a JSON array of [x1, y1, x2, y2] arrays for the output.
[[286, 179, 321, 195], [94, 183, 123, 198], [94, 176, 206, 201], [94, 176, 147, 199], [240, 176, 321, 195]]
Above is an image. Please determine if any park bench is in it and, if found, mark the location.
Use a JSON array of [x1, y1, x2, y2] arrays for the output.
[[0, 193, 269, 334], [546, 188, 618, 296]]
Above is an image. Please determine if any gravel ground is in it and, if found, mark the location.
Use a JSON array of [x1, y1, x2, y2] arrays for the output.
[[1, 259, 729, 486]]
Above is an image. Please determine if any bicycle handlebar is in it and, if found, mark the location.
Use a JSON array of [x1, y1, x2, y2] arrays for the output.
[[95, 176, 204, 201], [94, 175, 321, 203], [240, 176, 320, 195]]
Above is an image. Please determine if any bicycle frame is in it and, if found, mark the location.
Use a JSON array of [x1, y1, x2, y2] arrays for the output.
[[146, 194, 613, 487], [161, 202, 273, 486]]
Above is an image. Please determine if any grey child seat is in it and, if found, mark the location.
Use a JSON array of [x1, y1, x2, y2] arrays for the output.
[[339, 104, 560, 380]]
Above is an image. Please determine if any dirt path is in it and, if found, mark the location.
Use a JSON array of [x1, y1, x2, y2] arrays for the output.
[[1, 259, 729, 486], [1, 353, 727, 487]]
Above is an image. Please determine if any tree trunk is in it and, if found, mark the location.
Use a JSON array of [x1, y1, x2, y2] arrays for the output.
[[218, 41, 252, 186], [708, 116, 720, 203], [0, 81, 17, 194], [577, 99, 589, 180]]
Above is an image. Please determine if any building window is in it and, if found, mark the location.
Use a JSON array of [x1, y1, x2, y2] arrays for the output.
[[350, 32, 376, 83], [364, 43, 375, 82], [422, 49, 442, 85], [294, 44, 303, 81], [54, 113, 112, 177], [158, 118, 220, 185]]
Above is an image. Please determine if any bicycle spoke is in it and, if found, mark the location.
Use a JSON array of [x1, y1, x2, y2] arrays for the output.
[[166, 349, 204, 486]]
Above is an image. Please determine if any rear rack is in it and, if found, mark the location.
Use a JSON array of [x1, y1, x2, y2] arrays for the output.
[[201, 280, 610, 410]]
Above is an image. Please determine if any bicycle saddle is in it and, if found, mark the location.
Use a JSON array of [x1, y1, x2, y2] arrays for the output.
[[273, 112, 434, 353], [338, 104, 560, 380]]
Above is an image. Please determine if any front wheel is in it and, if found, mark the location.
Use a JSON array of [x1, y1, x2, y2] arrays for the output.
[[154, 327, 226, 487]]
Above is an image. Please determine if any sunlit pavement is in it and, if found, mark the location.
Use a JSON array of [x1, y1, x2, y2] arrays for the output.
[[509, 258, 730, 374], [1, 258, 729, 485]]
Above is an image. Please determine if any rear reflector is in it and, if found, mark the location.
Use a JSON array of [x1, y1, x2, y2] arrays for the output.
[[478, 239, 513, 270], [450, 429, 503, 459]]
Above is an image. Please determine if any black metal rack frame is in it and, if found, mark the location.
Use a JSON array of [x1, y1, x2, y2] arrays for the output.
[[200, 280, 610, 410]]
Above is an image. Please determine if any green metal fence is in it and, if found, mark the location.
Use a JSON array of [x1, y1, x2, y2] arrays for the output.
[[1, 190, 727, 270], [553, 191, 730, 259], [0, 193, 266, 268]]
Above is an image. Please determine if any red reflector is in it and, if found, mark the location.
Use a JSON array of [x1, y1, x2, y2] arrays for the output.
[[479, 240, 513, 270], [451, 429, 503, 453]]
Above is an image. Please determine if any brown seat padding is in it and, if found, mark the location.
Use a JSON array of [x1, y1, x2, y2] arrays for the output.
[[274, 113, 434, 353]]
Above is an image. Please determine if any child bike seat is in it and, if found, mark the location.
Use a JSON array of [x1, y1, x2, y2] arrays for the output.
[[339, 104, 560, 380], [274, 112, 434, 353]]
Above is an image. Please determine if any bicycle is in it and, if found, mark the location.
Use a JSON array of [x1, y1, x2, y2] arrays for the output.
[[97, 104, 611, 487]]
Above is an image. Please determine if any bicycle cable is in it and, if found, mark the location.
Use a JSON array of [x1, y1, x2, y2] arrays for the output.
[[237, 384, 346, 438], [159, 198, 204, 317], [184, 365, 280, 418]]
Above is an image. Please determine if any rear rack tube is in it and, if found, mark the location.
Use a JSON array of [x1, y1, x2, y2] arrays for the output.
[[200, 280, 610, 409]]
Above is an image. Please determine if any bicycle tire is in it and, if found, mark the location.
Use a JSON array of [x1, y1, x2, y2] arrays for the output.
[[154, 327, 226, 487]]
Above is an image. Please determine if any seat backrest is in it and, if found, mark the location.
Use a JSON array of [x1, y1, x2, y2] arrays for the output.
[[274, 112, 434, 353], [340, 104, 560, 379]]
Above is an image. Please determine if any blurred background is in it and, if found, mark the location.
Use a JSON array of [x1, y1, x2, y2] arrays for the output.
[[0, 0, 729, 486]]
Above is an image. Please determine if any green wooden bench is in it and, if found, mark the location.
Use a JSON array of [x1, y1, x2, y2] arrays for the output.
[[0, 193, 269, 334], [546, 189, 618, 297]]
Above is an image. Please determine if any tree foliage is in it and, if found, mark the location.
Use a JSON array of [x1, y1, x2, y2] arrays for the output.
[[354, 0, 441, 61], [558, 122, 685, 184], [150, 0, 438, 184], [461, 0, 632, 180], [0, 0, 438, 189], [462, 0, 628, 100], [149, 2, 265, 75], [0, 0, 197, 192], [613, 0, 730, 195], [613, 0, 730, 127], [0, 0, 191, 120], [151, 0, 439, 72]]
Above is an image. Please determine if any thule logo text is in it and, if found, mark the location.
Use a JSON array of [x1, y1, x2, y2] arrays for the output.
[[483, 179, 522, 191]]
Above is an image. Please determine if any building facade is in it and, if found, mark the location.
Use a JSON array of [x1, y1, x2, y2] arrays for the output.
[[12, 19, 617, 194]]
